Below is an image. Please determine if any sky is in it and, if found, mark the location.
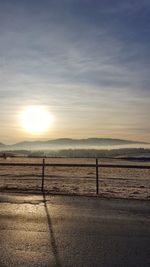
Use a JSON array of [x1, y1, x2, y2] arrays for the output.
[[0, 0, 150, 144]]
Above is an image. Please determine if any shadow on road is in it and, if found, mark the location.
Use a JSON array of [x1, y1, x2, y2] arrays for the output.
[[43, 193, 62, 267]]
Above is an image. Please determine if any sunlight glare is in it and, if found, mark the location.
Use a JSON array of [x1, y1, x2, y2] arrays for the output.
[[20, 106, 54, 134]]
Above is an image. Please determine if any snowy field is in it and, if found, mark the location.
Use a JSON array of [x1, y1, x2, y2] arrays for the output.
[[0, 157, 150, 200]]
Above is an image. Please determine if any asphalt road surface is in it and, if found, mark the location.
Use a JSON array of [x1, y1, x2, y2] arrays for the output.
[[0, 192, 150, 267]]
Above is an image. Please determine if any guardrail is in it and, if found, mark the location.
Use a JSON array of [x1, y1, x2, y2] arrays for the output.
[[0, 158, 150, 194]]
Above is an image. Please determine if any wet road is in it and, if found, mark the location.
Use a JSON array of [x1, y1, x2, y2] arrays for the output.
[[0, 193, 150, 267]]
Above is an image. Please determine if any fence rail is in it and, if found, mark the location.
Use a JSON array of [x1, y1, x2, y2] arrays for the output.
[[0, 159, 150, 194], [0, 162, 150, 169]]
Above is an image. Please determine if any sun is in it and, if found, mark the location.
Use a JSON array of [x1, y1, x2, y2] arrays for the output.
[[20, 106, 54, 134]]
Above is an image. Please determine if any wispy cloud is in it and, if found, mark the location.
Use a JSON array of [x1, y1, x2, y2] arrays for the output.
[[0, 0, 150, 142]]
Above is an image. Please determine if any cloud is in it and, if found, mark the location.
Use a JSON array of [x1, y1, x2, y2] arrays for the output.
[[0, 0, 150, 142]]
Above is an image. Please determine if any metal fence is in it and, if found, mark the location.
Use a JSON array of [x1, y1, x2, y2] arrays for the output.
[[0, 158, 150, 195]]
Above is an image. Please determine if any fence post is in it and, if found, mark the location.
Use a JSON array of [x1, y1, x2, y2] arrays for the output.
[[42, 158, 45, 192], [96, 158, 99, 195]]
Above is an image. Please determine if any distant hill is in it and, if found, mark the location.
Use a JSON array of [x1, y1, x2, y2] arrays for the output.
[[0, 138, 149, 151], [0, 142, 6, 148]]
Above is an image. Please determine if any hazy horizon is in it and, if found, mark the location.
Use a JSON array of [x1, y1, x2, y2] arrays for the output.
[[0, 0, 150, 143]]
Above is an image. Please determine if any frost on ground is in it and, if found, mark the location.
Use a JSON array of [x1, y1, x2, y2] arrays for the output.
[[0, 157, 150, 200]]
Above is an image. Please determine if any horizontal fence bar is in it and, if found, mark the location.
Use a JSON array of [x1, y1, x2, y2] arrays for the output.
[[0, 162, 150, 169], [0, 163, 42, 167], [45, 163, 95, 167], [99, 164, 150, 169]]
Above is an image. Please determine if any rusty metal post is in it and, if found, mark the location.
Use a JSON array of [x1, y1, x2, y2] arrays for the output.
[[42, 158, 45, 192], [96, 158, 99, 195]]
